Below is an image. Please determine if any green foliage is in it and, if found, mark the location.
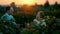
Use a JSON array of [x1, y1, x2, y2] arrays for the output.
[[21, 28, 31, 34]]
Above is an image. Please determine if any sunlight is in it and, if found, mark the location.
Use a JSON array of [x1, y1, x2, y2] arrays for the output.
[[20, 0, 35, 5]]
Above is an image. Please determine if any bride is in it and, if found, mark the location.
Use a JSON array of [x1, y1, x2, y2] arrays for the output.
[[33, 10, 47, 27]]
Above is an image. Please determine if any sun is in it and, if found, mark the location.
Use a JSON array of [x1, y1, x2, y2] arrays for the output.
[[20, 0, 35, 5]]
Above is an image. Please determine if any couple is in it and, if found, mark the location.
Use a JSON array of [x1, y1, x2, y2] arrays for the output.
[[0, 6, 46, 27]]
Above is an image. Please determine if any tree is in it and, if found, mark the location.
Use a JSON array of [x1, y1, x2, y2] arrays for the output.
[[53, 1, 60, 9], [10, 2, 16, 9], [44, 0, 50, 8]]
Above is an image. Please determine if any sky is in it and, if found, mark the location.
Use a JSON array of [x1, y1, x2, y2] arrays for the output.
[[0, 0, 60, 5]]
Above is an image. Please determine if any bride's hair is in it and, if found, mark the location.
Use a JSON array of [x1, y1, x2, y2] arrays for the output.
[[6, 6, 11, 11]]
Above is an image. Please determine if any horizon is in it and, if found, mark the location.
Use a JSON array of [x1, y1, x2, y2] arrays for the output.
[[0, 0, 60, 5]]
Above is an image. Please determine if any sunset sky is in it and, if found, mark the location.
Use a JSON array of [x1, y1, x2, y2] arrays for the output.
[[0, 0, 60, 5]]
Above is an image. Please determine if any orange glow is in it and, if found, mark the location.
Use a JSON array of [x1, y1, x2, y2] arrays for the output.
[[0, 0, 59, 5], [19, 0, 35, 5]]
